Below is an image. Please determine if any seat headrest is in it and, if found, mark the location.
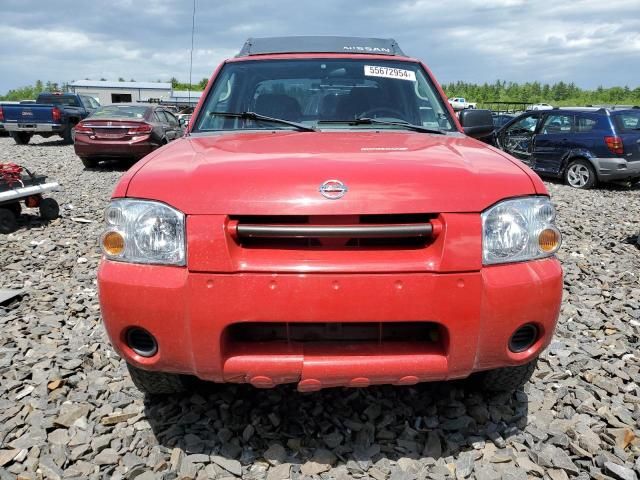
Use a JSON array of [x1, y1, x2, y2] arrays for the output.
[[254, 93, 302, 121]]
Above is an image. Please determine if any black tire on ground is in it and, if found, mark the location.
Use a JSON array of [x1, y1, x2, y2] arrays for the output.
[[80, 157, 98, 168], [473, 357, 538, 393], [5, 202, 21, 216], [12, 132, 32, 145], [0, 208, 18, 234], [62, 125, 74, 144], [39, 197, 60, 220], [126, 363, 187, 395], [564, 158, 597, 189]]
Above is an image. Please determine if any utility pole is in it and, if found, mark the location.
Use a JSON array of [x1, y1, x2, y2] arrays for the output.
[[188, 0, 196, 108]]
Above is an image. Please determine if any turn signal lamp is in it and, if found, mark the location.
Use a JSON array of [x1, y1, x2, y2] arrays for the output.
[[538, 228, 561, 253], [102, 231, 125, 256]]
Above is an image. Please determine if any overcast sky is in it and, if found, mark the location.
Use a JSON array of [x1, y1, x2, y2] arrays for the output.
[[1, 0, 639, 93]]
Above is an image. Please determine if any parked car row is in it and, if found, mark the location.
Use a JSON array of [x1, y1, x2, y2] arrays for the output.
[[0, 92, 98, 144], [492, 107, 640, 189], [73, 104, 185, 167], [0, 94, 188, 168]]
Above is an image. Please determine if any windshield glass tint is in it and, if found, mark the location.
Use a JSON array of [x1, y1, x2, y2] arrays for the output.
[[194, 59, 455, 132], [90, 105, 149, 119]]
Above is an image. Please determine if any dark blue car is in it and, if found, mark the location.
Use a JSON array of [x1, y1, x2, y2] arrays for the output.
[[494, 107, 640, 188]]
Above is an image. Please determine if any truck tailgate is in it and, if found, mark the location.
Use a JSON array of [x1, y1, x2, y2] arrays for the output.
[[1, 104, 55, 124]]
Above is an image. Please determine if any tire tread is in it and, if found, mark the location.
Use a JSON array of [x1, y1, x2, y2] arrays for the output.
[[126, 363, 186, 395], [477, 358, 538, 393]]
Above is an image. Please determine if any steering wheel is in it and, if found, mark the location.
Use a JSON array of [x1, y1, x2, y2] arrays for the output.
[[359, 107, 406, 120]]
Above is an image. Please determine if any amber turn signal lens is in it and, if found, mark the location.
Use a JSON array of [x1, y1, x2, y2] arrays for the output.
[[102, 231, 125, 256], [538, 228, 561, 253]]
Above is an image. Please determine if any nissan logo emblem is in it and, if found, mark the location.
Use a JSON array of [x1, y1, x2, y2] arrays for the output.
[[319, 179, 348, 199]]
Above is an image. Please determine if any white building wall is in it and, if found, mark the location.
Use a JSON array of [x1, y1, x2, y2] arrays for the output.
[[71, 86, 171, 106]]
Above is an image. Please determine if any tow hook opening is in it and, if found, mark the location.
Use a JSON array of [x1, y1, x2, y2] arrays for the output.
[[126, 327, 158, 357], [509, 324, 538, 353]]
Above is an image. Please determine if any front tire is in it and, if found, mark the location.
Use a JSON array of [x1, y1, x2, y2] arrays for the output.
[[0, 208, 18, 234], [62, 125, 74, 144], [5, 202, 21, 217], [80, 157, 98, 168], [11, 132, 32, 145], [126, 363, 187, 395], [473, 358, 538, 393], [39, 198, 60, 220], [565, 159, 596, 189]]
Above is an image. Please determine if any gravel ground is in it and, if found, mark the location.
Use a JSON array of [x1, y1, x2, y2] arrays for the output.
[[1, 136, 639, 480]]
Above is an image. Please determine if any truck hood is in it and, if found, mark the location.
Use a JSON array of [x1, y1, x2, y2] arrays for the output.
[[123, 131, 541, 215]]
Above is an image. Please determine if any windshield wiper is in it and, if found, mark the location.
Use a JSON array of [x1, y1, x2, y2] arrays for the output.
[[318, 117, 445, 134], [208, 111, 316, 132]]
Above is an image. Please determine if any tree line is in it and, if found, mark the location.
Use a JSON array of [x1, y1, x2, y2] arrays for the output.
[[2, 78, 639, 107], [441, 80, 640, 106]]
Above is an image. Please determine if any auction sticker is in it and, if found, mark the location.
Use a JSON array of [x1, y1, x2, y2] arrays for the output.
[[364, 65, 416, 81]]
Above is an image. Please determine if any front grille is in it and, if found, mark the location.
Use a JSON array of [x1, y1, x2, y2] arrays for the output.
[[230, 214, 438, 249], [226, 322, 442, 344]]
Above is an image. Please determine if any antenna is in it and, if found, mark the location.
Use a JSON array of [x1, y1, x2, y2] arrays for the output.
[[188, 0, 196, 108]]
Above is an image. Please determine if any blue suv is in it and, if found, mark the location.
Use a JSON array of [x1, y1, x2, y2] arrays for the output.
[[494, 107, 640, 188]]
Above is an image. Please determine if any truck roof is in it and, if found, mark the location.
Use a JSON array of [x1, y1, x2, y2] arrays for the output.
[[237, 36, 406, 57]]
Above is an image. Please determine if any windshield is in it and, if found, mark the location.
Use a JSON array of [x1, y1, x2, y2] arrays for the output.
[[193, 59, 455, 132], [90, 105, 150, 119]]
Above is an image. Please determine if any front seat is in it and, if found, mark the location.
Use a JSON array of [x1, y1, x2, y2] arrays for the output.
[[253, 93, 302, 122]]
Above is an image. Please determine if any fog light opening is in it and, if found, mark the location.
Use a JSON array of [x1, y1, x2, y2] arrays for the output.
[[509, 324, 538, 353], [126, 328, 158, 357]]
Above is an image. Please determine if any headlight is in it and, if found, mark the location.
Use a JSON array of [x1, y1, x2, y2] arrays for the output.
[[101, 199, 185, 265], [482, 197, 561, 265]]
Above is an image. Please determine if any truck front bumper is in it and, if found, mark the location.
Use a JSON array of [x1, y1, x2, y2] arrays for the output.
[[98, 258, 563, 390]]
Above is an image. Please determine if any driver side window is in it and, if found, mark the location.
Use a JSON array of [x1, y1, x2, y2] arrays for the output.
[[507, 115, 539, 135], [540, 114, 573, 134]]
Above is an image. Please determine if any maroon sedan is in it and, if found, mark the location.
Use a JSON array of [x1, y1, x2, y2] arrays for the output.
[[74, 104, 183, 168]]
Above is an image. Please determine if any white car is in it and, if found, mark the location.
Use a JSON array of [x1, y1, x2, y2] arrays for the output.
[[529, 103, 554, 111], [448, 97, 477, 110]]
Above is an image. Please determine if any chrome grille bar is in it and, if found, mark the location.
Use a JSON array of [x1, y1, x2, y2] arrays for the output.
[[236, 223, 433, 238]]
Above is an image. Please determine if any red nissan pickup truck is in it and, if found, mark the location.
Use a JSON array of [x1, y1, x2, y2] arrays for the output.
[[98, 37, 563, 395]]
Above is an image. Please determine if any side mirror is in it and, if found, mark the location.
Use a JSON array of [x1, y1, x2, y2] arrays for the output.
[[459, 109, 494, 138], [179, 118, 186, 126]]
